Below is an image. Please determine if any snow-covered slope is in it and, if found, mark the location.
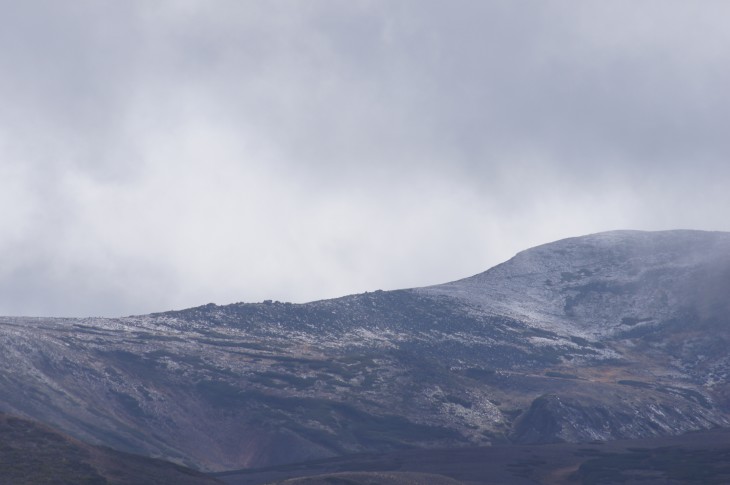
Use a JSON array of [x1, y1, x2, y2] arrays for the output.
[[424, 230, 730, 337], [1, 230, 729, 471]]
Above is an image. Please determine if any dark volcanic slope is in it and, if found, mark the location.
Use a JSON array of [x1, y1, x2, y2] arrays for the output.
[[218, 427, 730, 485], [0, 412, 219, 485], [267, 472, 464, 485], [1, 230, 729, 472]]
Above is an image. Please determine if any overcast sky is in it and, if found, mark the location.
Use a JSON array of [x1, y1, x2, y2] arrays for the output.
[[2, 1, 730, 317]]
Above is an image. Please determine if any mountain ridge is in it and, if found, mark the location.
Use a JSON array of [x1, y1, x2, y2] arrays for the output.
[[1, 229, 729, 471]]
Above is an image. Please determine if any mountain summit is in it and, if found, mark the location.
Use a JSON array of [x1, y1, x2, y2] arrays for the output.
[[1, 230, 729, 471], [427, 230, 730, 336]]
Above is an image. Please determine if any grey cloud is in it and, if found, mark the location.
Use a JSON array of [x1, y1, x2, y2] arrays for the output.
[[1, 1, 730, 316]]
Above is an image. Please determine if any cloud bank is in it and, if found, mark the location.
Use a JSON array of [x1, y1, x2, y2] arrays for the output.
[[2, 1, 729, 316]]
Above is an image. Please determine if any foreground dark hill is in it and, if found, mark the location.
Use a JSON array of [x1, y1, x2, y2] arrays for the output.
[[0, 412, 220, 484], [264, 472, 464, 485], [1, 230, 729, 471], [218, 427, 730, 485]]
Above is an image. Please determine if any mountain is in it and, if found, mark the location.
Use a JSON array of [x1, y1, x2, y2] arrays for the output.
[[1, 230, 729, 472], [0, 411, 220, 484]]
